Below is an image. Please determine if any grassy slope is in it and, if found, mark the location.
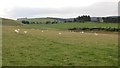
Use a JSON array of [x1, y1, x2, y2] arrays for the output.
[[2, 18, 22, 26], [2, 18, 118, 66], [3, 26, 118, 66]]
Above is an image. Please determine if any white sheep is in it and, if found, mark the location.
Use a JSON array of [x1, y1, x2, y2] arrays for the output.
[[58, 33, 62, 35], [94, 33, 98, 36], [41, 30, 44, 32], [14, 29, 19, 33], [81, 31, 84, 34], [24, 31, 27, 34]]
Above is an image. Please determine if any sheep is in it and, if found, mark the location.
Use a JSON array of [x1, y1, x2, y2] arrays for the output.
[[59, 32, 62, 35], [41, 30, 44, 32], [81, 31, 84, 34], [94, 32, 98, 36], [14, 29, 19, 33], [24, 31, 27, 34]]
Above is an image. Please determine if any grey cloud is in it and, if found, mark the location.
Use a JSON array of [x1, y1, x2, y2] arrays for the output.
[[6, 2, 118, 18]]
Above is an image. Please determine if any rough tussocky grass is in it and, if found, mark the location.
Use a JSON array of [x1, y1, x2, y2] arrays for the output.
[[2, 25, 118, 66]]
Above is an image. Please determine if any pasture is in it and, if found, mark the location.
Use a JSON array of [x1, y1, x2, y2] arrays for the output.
[[23, 22, 118, 30], [2, 22, 118, 66], [2, 18, 21, 26]]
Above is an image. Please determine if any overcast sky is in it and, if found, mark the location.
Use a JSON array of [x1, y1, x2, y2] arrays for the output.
[[0, 0, 119, 19]]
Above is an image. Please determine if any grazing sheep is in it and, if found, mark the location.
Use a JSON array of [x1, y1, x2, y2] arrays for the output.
[[41, 30, 44, 32], [14, 29, 19, 33], [81, 31, 84, 34], [59, 32, 62, 35], [94, 32, 98, 36], [24, 31, 27, 34]]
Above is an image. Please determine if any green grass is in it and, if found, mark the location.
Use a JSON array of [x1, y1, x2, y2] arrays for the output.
[[23, 22, 118, 30], [1, 18, 118, 66], [2, 18, 22, 26], [2, 25, 118, 66]]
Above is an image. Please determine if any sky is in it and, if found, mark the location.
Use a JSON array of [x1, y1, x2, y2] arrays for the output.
[[0, 0, 119, 19]]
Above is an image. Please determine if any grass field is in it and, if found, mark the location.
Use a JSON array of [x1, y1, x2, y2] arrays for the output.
[[2, 21, 118, 66], [2, 18, 22, 26], [23, 22, 118, 30]]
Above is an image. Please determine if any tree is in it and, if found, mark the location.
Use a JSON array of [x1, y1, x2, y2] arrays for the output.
[[21, 20, 29, 24], [97, 18, 100, 22], [25, 21, 29, 24], [22, 20, 25, 24], [74, 15, 91, 23], [73, 18, 77, 22], [102, 17, 118, 23], [46, 21, 51, 24]]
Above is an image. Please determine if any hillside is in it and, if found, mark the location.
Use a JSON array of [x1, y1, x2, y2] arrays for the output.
[[17, 18, 58, 24], [2, 18, 22, 26]]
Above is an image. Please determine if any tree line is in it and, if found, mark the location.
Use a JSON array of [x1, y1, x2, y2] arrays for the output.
[[73, 15, 91, 22], [21, 20, 59, 24], [73, 15, 119, 23], [68, 27, 120, 32], [21, 15, 119, 24], [102, 17, 119, 23]]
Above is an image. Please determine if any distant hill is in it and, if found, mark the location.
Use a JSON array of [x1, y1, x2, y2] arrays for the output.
[[2, 18, 22, 26], [91, 16, 120, 22], [17, 17, 75, 23], [17, 18, 58, 23], [46, 17, 65, 22], [47, 17, 74, 22]]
